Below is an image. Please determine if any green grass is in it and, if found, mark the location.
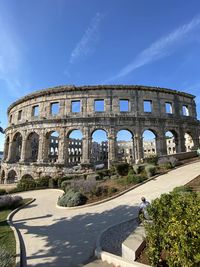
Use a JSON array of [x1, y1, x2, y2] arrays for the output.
[[0, 198, 32, 266]]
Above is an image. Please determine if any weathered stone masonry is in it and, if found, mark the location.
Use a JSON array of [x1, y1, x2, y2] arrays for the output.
[[1, 85, 200, 182]]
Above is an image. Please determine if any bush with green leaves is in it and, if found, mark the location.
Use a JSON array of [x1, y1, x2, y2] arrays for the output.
[[96, 169, 111, 179], [145, 190, 200, 267], [144, 155, 158, 165], [132, 164, 146, 174], [61, 180, 72, 192], [58, 176, 74, 188], [0, 189, 7, 195], [0, 246, 14, 267], [157, 157, 172, 170], [0, 195, 23, 209], [145, 164, 156, 178], [114, 163, 129, 176], [35, 176, 50, 188], [57, 189, 87, 207], [168, 156, 179, 167], [17, 176, 36, 191]]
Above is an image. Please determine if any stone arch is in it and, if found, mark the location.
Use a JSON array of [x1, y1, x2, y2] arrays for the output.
[[91, 129, 108, 166], [21, 174, 34, 180], [44, 131, 59, 163], [66, 129, 83, 165], [10, 132, 22, 163], [165, 130, 178, 155], [116, 129, 134, 163], [25, 132, 39, 162], [142, 129, 157, 157], [7, 170, 17, 184], [0, 170, 5, 184], [4, 136, 10, 161]]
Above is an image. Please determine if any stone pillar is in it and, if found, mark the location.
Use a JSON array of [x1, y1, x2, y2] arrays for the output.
[[81, 127, 91, 164], [19, 137, 26, 162], [108, 135, 117, 168], [57, 128, 66, 164], [134, 133, 144, 163], [131, 137, 135, 163], [178, 130, 186, 153], [156, 133, 167, 156], [37, 132, 46, 163]]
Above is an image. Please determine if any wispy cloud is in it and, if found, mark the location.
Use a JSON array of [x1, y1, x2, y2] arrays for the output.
[[0, 11, 26, 98], [106, 14, 200, 82], [69, 12, 104, 65]]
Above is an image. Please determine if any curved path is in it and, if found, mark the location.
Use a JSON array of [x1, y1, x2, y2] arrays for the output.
[[12, 161, 200, 267]]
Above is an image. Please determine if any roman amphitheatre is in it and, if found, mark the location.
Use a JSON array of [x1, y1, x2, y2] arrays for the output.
[[1, 84, 200, 182]]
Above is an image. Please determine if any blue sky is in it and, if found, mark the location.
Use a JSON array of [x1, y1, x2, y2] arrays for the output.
[[1, 0, 200, 149]]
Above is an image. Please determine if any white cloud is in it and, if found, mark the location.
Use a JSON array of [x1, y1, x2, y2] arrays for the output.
[[106, 14, 200, 82], [69, 12, 104, 64]]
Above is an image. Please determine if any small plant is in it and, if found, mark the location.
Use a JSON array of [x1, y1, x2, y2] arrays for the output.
[[144, 155, 158, 165], [114, 163, 130, 176], [58, 189, 87, 207], [145, 164, 156, 177], [48, 177, 58, 188], [58, 176, 75, 188], [168, 156, 178, 167]]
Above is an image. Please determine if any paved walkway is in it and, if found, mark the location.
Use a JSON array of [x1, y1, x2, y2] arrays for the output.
[[12, 161, 200, 267]]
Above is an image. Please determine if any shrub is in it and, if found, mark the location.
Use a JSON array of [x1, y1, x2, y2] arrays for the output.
[[145, 165, 156, 178], [0, 195, 23, 209], [0, 189, 7, 195], [168, 156, 179, 167], [17, 177, 36, 191], [144, 155, 158, 165], [35, 176, 49, 188], [61, 180, 72, 192], [158, 157, 172, 170], [0, 246, 14, 267], [173, 185, 193, 193], [96, 169, 111, 179], [133, 164, 146, 174], [57, 189, 87, 207], [115, 163, 129, 176], [71, 178, 97, 195], [58, 176, 75, 188], [145, 190, 200, 267]]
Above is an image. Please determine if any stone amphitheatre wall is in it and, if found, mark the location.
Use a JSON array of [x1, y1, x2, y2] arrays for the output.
[[1, 85, 200, 182]]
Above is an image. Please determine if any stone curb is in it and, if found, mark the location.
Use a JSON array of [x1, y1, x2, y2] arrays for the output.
[[95, 217, 150, 267], [7, 198, 36, 267], [56, 158, 200, 210]]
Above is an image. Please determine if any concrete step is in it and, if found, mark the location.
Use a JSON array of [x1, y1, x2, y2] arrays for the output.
[[83, 259, 115, 267]]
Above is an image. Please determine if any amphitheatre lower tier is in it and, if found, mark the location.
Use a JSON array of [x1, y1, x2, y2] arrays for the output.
[[1, 85, 200, 183]]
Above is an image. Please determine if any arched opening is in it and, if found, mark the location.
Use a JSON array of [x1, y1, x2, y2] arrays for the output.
[[165, 131, 178, 155], [116, 129, 134, 163], [46, 131, 59, 163], [143, 130, 157, 158], [10, 132, 22, 163], [91, 129, 108, 166], [25, 132, 39, 162], [4, 136, 9, 161], [184, 133, 194, 152], [21, 174, 34, 180], [0, 170, 5, 184], [67, 130, 83, 166], [7, 170, 17, 184]]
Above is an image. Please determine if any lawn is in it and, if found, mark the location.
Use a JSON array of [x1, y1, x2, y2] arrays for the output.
[[0, 198, 31, 267]]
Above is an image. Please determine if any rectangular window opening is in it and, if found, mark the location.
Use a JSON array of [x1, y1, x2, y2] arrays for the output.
[[9, 115, 12, 123], [32, 105, 39, 117], [94, 99, 104, 112], [165, 102, 173, 114], [143, 100, 152, 112], [71, 100, 81, 113], [50, 102, 60, 115], [18, 110, 22, 121], [120, 99, 129, 112], [182, 105, 189, 116]]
